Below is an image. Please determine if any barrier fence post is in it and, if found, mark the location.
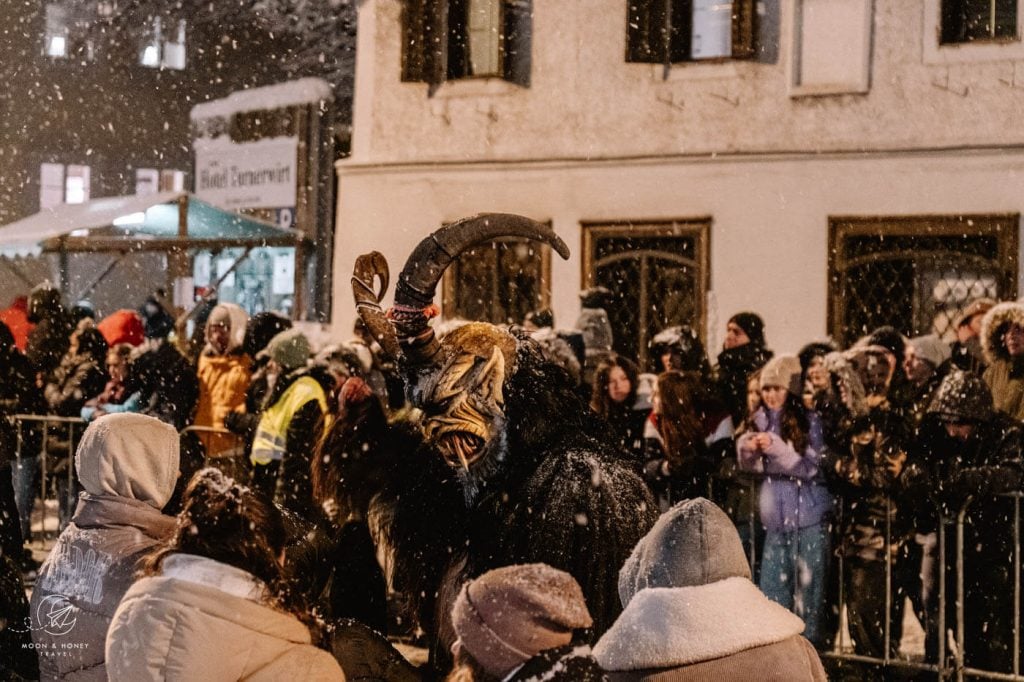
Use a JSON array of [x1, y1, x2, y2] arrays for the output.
[[14, 417, 24, 544], [39, 418, 48, 543], [1014, 494, 1021, 678], [956, 497, 971, 682], [885, 497, 892, 666], [748, 477, 757, 572], [838, 503, 847, 653], [938, 514, 947, 681], [67, 421, 76, 527]]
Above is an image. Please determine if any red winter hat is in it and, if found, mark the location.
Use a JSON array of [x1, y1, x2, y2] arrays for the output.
[[97, 309, 145, 347], [451, 563, 593, 678]]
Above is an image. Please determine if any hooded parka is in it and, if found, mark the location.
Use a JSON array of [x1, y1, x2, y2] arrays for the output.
[[30, 413, 179, 681], [105, 554, 345, 681], [194, 303, 251, 458], [981, 301, 1024, 421], [26, 284, 73, 378], [909, 370, 1024, 673], [594, 498, 825, 681]]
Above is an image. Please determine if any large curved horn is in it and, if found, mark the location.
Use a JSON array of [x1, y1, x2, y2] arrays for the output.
[[351, 251, 401, 360], [392, 213, 571, 364]]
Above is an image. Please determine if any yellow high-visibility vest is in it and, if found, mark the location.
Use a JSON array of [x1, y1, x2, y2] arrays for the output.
[[250, 376, 327, 465]]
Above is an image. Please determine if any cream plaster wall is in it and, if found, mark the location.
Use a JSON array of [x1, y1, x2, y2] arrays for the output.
[[333, 150, 1024, 354], [349, 0, 1024, 165]]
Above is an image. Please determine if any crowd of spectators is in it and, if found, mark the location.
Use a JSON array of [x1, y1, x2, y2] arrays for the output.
[[1, 281, 1022, 680]]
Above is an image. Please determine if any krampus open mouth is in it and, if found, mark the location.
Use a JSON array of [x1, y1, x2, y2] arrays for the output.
[[437, 431, 486, 470]]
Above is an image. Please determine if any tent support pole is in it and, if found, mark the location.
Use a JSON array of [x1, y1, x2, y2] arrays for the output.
[[174, 246, 253, 328], [0, 257, 38, 289], [77, 251, 129, 301], [167, 195, 191, 319], [59, 240, 70, 296]]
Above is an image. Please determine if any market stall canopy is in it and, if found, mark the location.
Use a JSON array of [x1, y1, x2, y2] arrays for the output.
[[0, 191, 301, 255]]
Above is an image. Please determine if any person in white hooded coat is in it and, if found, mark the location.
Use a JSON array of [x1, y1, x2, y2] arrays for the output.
[[593, 497, 826, 681], [105, 467, 345, 681], [30, 413, 180, 681]]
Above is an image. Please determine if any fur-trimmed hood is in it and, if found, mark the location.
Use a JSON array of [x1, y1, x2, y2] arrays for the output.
[[821, 351, 869, 417], [593, 577, 805, 671], [981, 301, 1024, 364]]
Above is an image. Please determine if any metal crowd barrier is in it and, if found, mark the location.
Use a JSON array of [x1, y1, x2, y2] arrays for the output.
[[11, 414, 85, 545], [737, 479, 1024, 681], [10, 417, 250, 544]]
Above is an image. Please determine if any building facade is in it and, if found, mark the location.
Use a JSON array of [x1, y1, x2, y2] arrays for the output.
[[334, 0, 1024, 365]]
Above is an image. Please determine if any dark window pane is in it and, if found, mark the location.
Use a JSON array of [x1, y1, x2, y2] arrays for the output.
[[941, 0, 1017, 43], [592, 228, 705, 371], [629, 0, 756, 63], [626, 0, 671, 63], [448, 239, 546, 324]]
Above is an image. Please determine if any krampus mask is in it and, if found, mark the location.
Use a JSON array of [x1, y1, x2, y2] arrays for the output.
[[351, 214, 570, 491]]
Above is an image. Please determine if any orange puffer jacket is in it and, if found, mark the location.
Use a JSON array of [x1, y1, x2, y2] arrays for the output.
[[195, 351, 252, 457]]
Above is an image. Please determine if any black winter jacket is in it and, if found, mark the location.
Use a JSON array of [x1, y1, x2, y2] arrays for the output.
[[715, 343, 772, 425], [0, 345, 42, 468], [124, 340, 199, 431], [825, 399, 914, 562]]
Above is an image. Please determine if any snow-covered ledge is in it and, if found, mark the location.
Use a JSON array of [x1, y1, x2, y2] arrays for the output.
[[190, 77, 334, 121]]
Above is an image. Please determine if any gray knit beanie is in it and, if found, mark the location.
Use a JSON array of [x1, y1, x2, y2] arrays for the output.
[[759, 355, 803, 396], [265, 328, 310, 371]]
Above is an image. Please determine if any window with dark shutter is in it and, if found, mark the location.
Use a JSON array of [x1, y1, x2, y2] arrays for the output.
[[625, 0, 757, 64], [504, 0, 532, 85], [402, 0, 531, 87], [626, 0, 670, 63], [940, 0, 1017, 44]]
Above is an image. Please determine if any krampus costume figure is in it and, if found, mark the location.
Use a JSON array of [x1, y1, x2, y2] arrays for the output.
[[351, 215, 657, 675]]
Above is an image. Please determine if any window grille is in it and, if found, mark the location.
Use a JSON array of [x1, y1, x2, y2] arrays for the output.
[[442, 238, 551, 325], [583, 220, 710, 371], [829, 215, 1018, 346]]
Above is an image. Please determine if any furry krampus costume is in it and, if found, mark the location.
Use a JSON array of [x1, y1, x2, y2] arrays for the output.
[[350, 214, 657, 674]]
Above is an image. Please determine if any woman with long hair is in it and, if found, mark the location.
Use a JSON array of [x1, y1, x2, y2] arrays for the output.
[[590, 354, 648, 466], [643, 370, 733, 510], [105, 468, 344, 680], [736, 355, 832, 646]]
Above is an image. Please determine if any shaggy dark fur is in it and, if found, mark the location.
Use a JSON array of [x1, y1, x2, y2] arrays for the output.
[[378, 335, 657, 675]]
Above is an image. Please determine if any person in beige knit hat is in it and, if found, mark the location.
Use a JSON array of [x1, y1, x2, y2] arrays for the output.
[[952, 297, 996, 373], [448, 563, 605, 681], [737, 354, 832, 646]]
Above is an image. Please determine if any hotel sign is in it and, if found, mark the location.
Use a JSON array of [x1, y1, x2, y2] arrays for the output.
[[195, 136, 298, 210]]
